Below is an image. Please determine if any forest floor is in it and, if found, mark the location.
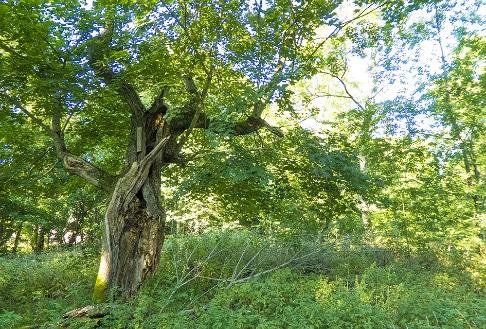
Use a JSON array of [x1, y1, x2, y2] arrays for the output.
[[1, 230, 485, 328]]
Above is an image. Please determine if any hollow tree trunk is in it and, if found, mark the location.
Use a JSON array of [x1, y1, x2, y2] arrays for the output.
[[93, 178, 165, 300], [93, 105, 169, 301]]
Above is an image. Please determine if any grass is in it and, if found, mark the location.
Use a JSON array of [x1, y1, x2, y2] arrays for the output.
[[0, 230, 484, 328]]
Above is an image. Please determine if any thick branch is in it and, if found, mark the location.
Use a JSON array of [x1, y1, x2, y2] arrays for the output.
[[87, 19, 115, 81], [119, 82, 146, 117], [191, 107, 284, 138], [8, 96, 115, 192], [87, 20, 145, 117], [177, 67, 214, 149], [234, 115, 284, 138], [6, 96, 51, 132], [62, 154, 115, 192], [210, 4, 383, 139], [111, 136, 170, 211], [148, 86, 169, 114]]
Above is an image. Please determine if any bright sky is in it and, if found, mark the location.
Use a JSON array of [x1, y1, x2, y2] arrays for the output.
[[81, 0, 483, 137], [299, 0, 485, 137], [83, 0, 93, 10]]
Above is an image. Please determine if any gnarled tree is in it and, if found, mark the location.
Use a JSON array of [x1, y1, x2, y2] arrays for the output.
[[0, 0, 419, 299]]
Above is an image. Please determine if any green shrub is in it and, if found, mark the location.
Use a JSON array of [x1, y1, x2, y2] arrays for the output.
[[0, 247, 98, 327], [1, 230, 484, 328]]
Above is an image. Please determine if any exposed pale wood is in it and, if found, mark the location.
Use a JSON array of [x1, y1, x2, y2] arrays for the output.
[[61, 304, 114, 327], [95, 136, 170, 299], [136, 127, 143, 153]]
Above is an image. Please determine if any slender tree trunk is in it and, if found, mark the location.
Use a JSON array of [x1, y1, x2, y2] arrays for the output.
[[34, 227, 45, 253], [11, 222, 23, 253], [31, 224, 39, 251], [11, 224, 22, 253], [433, 5, 482, 213], [358, 154, 371, 228], [0, 222, 13, 250]]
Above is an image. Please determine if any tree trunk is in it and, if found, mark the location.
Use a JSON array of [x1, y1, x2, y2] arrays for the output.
[[0, 222, 14, 250], [93, 172, 167, 301], [31, 224, 38, 251], [358, 154, 371, 229], [34, 226, 45, 253], [12, 222, 23, 253], [93, 183, 166, 300], [93, 109, 169, 301]]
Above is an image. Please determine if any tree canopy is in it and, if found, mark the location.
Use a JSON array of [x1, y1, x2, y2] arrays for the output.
[[0, 0, 484, 325]]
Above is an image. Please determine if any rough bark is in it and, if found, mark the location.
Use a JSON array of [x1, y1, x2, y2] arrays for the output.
[[93, 90, 170, 299], [100, 179, 166, 299], [93, 171, 167, 301]]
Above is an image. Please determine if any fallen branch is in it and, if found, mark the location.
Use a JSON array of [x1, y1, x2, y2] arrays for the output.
[[60, 304, 114, 326], [228, 249, 322, 287]]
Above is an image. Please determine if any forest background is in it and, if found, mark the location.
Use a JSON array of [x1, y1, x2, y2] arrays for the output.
[[0, 0, 484, 327]]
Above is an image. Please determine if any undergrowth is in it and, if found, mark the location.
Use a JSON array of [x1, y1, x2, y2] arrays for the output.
[[0, 230, 484, 328]]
